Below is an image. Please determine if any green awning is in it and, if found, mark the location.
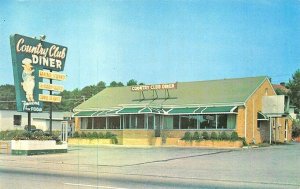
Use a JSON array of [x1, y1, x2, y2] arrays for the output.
[[151, 108, 164, 114], [258, 112, 268, 120], [168, 107, 199, 114], [194, 107, 206, 113], [94, 111, 107, 116], [117, 107, 144, 114], [73, 111, 97, 117], [202, 106, 237, 114], [140, 107, 152, 113]]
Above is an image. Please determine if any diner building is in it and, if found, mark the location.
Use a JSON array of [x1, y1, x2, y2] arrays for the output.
[[73, 76, 292, 145]]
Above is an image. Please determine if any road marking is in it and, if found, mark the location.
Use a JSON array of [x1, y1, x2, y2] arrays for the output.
[[64, 183, 128, 189]]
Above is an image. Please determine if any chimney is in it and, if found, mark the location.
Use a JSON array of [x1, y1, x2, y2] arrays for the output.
[[280, 82, 285, 86]]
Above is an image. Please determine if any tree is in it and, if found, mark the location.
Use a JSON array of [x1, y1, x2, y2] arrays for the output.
[[0, 84, 16, 110], [287, 69, 300, 109], [109, 81, 118, 87], [110, 81, 124, 87], [96, 81, 106, 91], [275, 88, 287, 95], [127, 79, 138, 86]]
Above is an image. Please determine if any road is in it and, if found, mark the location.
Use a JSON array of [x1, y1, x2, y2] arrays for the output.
[[0, 143, 299, 189]]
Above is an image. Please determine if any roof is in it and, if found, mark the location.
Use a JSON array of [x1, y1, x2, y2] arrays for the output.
[[272, 84, 290, 94], [74, 76, 268, 111]]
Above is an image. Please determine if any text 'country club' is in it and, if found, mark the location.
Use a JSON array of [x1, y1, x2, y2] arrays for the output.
[[16, 38, 66, 70]]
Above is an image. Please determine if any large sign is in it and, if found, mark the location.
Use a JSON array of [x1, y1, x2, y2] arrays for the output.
[[12, 34, 67, 71], [131, 83, 177, 91], [10, 34, 68, 112]]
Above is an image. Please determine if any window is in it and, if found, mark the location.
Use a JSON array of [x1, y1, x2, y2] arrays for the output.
[[87, 118, 93, 129], [164, 116, 174, 129], [107, 116, 120, 129], [124, 115, 130, 129], [81, 118, 88, 129], [94, 117, 106, 129], [173, 115, 179, 129], [123, 115, 147, 129], [217, 115, 227, 129], [14, 115, 21, 126], [148, 115, 154, 129], [180, 115, 197, 129], [201, 115, 216, 129], [136, 115, 144, 129]]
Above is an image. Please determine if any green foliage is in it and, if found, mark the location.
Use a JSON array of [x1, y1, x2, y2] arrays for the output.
[[0, 130, 25, 140], [91, 132, 98, 138], [73, 131, 117, 143], [80, 132, 87, 138], [127, 79, 138, 86], [240, 137, 248, 146], [292, 120, 300, 138], [0, 84, 16, 110], [1, 130, 62, 144], [181, 132, 192, 141], [73, 131, 79, 138], [105, 132, 114, 138], [230, 132, 239, 141], [193, 132, 202, 141], [86, 132, 93, 138], [210, 132, 218, 140], [0, 79, 142, 111], [275, 88, 287, 95], [109, 81, 124, 87], [287, 69, 300, 110], [219, 131, 229, 140], [202, 131, 209, 140], [98, 132, 104, 139]]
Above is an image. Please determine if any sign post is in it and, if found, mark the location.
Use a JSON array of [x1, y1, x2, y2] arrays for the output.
[[10, 34, 67, 134]]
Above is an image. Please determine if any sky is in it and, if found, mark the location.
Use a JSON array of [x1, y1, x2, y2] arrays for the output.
[[1, 0, 300, 90]]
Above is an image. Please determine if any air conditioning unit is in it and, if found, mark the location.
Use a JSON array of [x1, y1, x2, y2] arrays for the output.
[[262, 95, 289, 117]]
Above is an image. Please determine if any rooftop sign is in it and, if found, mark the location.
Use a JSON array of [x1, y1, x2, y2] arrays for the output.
[[131, 83, 177, 91]]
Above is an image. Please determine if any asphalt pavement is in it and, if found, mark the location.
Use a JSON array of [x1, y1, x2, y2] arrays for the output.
[[0, 143, 299, 189]]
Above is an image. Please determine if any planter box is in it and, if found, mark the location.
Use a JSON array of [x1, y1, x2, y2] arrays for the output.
[[68, 138, 113, 145], [151, 137, 162, 146], [11, 140, 68, 155], [178, 140, 243, 148]]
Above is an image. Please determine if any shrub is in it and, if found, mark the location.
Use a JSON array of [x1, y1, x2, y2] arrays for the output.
[[193, 132, 201, 141], [202, 131, 209, 140], [86, 132, 93, 138], [230, 132, 239, 141], [73, 131, 79, 138], [219, 131, 229, 140], [0, 131, 8, 140], [210, 132, 218, 140], [111, 135, 118, 144], [105, 132, 114, 138], [292, 121, 300, 138], [91, 132, 98, 138], [292, 127, 300, 138], [80, 132, 87, 138], [181, 132, 192, 141], [98, 132, 104, 139], [239, 137, 247, 146]]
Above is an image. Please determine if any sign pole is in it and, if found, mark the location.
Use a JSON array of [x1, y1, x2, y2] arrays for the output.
[[49, 70, 53, 135], [28, 112, 31, 132]]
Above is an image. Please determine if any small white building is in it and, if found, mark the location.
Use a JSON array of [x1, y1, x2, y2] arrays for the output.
[[0, 110, 73, 131]]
